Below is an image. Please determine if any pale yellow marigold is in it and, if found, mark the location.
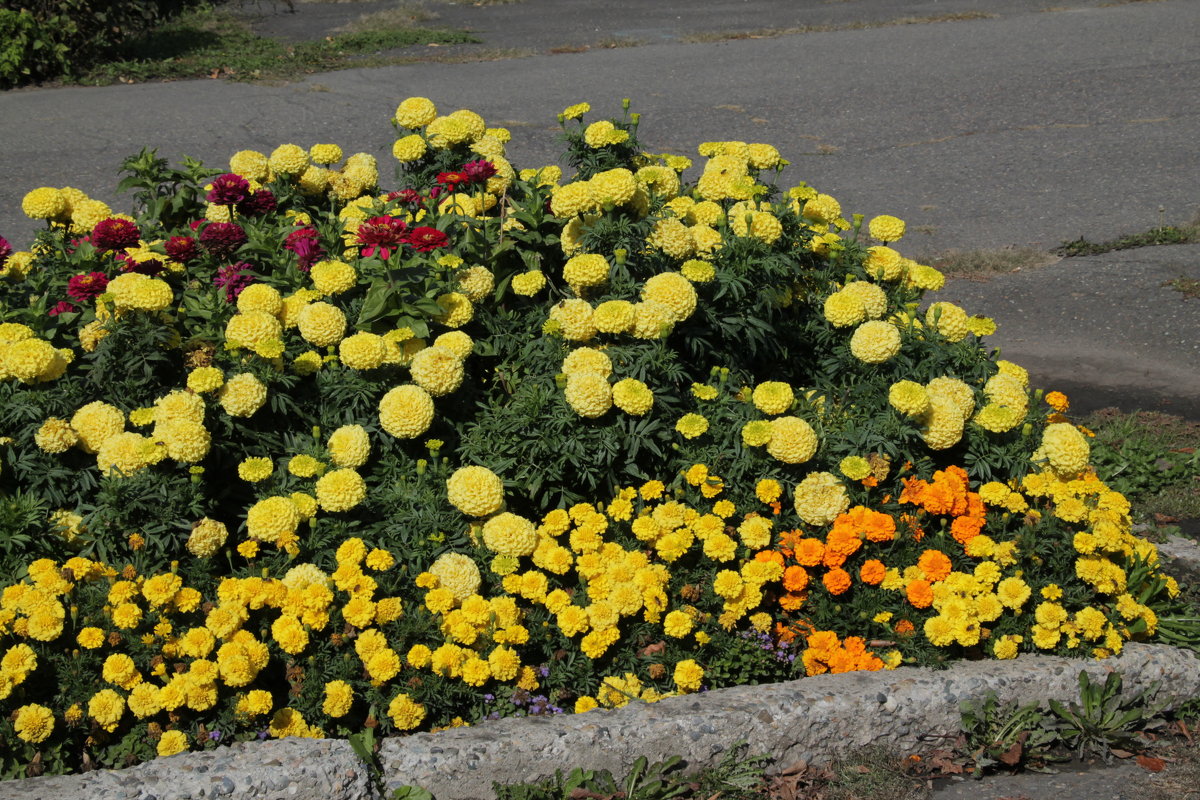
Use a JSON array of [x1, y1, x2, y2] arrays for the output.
[[564, 371, 612, 418], [793, 472, 850, 526], [926, 302, 970, 342], [236, 283, 283, 316], [410, 346, 463, 396], [752, 381, 794, 415], [379, 385, 435, 439], [35, 417, 78, 453], [219, 373, 268, 418], [1038, 422, 1090, 477], [430, 553, 483, 600], [511, 270, 547, 296], [269, 144, 310, 175], [447, 465, 504, 517], [589, 169, 637, 207], [22, 187, 68, 220], [842, 281, 888, 319], [246, 496, 301, 543], [849, 320, 901, 364], [563, 254, 610, 291], [562, 347, 612, 377], [482, 512, 538, 557], [311, 260, 357, 295], [641, 272, 697, 323], [823, 291, 865, 328], [766, 416, 818, 464], [612, 378, 654, 416], [187, 366, 224, 394], [392, 135, 427, 162], [315, 468, 366, 512], [339, 332, 386, 370], [549, 299, 597, 341], [434, 292, 473, 329], [297, 302, 347, 347], [864, 246, 904, 281], [327, 425, 370, 468], [920, 396, 966, 450], [592, 300, 636, 333], [647, 218, 695, 260], [187, 518, 229, 558], [583, 120, 629, 148], [225, 311, 282, 349], [889, 380, 930, 417]]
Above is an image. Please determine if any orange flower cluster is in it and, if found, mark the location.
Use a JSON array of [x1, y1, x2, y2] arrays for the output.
[[899, 465, 986, 545], [801, 631, 885, 675]]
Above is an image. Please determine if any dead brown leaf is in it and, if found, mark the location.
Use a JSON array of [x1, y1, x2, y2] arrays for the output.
[[1137, 755, 1166, 772]]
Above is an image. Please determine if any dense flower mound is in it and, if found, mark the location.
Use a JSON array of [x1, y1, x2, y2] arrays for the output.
[[0, 100, 1190, 776]]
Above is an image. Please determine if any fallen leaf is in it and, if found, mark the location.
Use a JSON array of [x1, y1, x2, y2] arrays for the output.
[[1136, 755, 1166, 772], [1110, 748, 1134, 759], [853, 765, 871, 774]]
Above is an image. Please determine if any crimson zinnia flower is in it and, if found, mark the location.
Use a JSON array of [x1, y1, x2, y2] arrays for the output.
[[91, 218, 141, 252], [386, 189, 422, 206], [0, 235, 12, 267], [405, 226, 449, 253], [199, 222, 248, 259], [67, 271, 110, 302], [214, 262, 255, 302], [356, 215, 408, 260], [119, 255, 165, 276], [207, 173, 251, 207], [165, 235, 199, 264], [284, 227, 325, 271], [238, 189, 277, 217], [49, 301, 78, 316], [462, 159, 497, 185]]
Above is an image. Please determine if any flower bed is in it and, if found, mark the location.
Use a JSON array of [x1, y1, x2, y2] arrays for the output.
[[0, 98, 1190, 778]]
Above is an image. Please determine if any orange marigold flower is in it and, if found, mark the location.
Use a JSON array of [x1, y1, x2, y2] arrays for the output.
[[950, 515, 985, 545], [861, 475, 879, 488], [822, 548, 847, 569], [783, 565, 809, 592], [894, 619, 915, 636], [779, 592, 806, 611], [899, 513, 925, 541], [755, 550, 786, 567], [794, 538, 825, 567], [822, 568, 852, 595], [898, 477, 927, 506], [825, 526, 863, 557], [906, 579, 933, 608], [842, 636, 868, 655], [917, 549, 952, 581], [806, 631, 839, 651], [1045, 391, 1069, 412], [859, 559, 886, 585]]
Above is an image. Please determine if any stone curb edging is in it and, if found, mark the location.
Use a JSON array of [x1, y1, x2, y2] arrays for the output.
[[6, 540, 1200, 800]]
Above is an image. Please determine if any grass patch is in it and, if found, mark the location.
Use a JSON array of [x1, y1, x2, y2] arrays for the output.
[[680, 12, 996, 44], [1163, 277, 1200, 300], [1083, 407, 1200, 525], [77, 6, 477, 85], [929, 247, 1059, 278], [335, 3, 438, 34], [1053, 215, 1200, 257]]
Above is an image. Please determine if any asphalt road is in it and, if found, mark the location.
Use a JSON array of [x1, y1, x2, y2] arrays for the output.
[[1, 0, 1197, 412]]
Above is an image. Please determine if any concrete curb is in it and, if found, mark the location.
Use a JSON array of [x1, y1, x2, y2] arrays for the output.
[[6, 544, 1200, 800]]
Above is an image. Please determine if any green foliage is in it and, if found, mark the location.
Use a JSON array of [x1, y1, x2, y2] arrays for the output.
[[0, 0, 204, 87], [959, 693, 1063, 777], [1049, 670, 1161, 761]]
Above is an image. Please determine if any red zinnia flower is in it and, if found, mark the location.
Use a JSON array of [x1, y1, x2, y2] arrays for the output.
[[356, 215, 408, 260], [436, 171, 469, 189], [213, 262, 255, 302], [405, 226, 449, 252], [207, 173, 251, 207], [386, 189, 422, 206], [238, 188, 277, 217], [67, 271, 110, 302], [0, 235, 12, 267], [91, 218, 141, 252]]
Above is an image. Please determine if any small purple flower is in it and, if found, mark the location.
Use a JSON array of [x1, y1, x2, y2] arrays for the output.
[[257, 728, 269, 741], [537, 666, 550, 678], [207, 173, 251, 207], [482, 694, 494, 703], [209, 730, 223, 742]]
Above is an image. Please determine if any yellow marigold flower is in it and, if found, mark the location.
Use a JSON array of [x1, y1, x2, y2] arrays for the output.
[[238, 456, 273, 482], [388, 693, 426, 730], [926, 302, 970, 342], [246, 496, 301, 543], [1037, 422, 1090, 477], [752, 381, 794, 415], [219, 373, 268, 418], [584, 120, 629, 148], [647, 218, 695, 261], [447, 465, 504, 517], [88, 688, 125, 732], [34, 417, 78, 453], [562, 253, 610, 291], [562, 102, 590, 120], [379, 384, 435, 439], [338, 332, 386, 371], [410, 346, 464, 396], [612, 378, 654, 416], [297, 302, 346, 347], [564, 371, 612, 418], [315, 468, 366, 512], [430, 553, 482, 600], [741, 420, 773, 447], [77, 627, 105, 649], [327, 424, 370, 469], [310, 260, 357, 296], [395, 96, 438, 128], [392, 134, 427, 163], [482, 512, 538, 557], [511, 269, 547, 296], [756, 479, 782, 504], [71, 401, 125, 454], [13, 704, 54, 743], [323, 680, 354, 718], [676, 413, 709, 439], [905, 263, 945, 291], [562, 347, 612, 377], [793, 471, 849, 526], [766, 416, 818, 464], [22, 187, 68, 220], [589, 168, 637, 207], [868, 214, 905, 242], [673, 659, 704, 692], [839, 456, 872, 481], [850, 320, 902, 364], [186, 366, 224, 394]]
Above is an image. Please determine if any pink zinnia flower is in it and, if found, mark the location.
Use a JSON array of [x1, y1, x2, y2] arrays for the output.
[[462, 159, 497, 185], [207, 173, 251, 207], [91, 218, 141, 252], [405, 226, 449, 253], [67, 271, 110, 302], [199, 222, 248, 259], [356, 215, 408, 260], [284, 227, 325, 271], [0, 235, 11, 267]]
